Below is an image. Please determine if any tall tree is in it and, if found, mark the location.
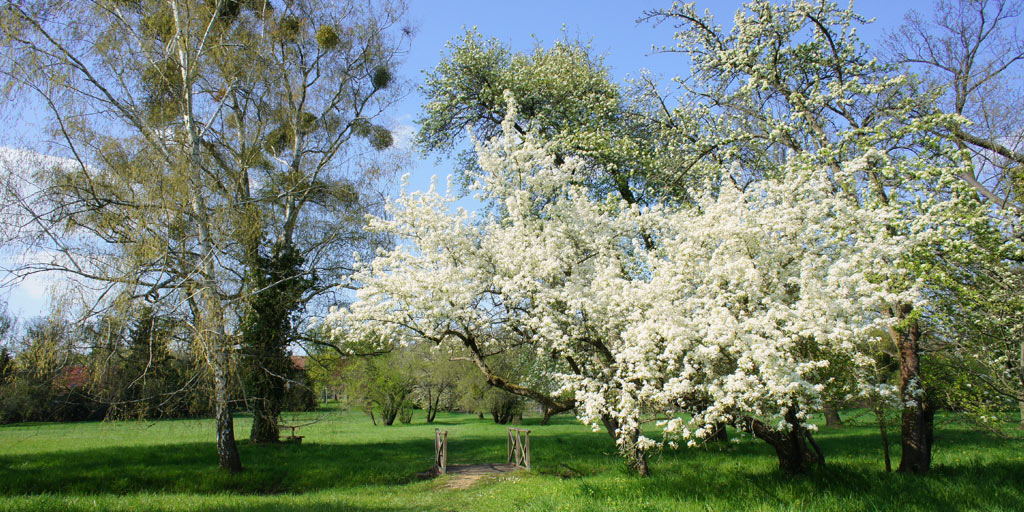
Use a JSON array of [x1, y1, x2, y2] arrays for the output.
[[0, 0, 409, 464], [212, 0, 409, 443], [1, 0, 247, 472], [326, 98, 961, 475], [885, 0, 1024, 429], [639, 0, 993, 474]]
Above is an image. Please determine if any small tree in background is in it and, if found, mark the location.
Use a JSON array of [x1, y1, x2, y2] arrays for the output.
[[341, 351, 414, 426]]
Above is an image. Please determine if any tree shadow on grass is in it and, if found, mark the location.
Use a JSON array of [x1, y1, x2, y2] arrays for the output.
[[0, 426, 614, 496], [563, 455, 1024, 511], [1, 416, 1020, 511], [13, 496, 431, 512]]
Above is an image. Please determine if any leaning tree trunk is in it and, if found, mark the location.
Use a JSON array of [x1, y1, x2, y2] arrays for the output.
[[895, 313, 932, 474], [426, 389, 440, 423], [540, 407, 554, 425]]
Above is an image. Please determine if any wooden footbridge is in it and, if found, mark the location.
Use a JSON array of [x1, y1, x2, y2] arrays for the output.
[[431, 427, 531, 483]]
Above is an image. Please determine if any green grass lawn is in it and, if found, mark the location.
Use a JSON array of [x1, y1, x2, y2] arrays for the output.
[[0, 406, 1021, 511]]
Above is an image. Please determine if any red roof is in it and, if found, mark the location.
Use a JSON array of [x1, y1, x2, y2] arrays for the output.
[[59, 365, 89, 389]]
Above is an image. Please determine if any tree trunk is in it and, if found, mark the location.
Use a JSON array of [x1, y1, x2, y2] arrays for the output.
[[171, 0, 241, 473], [540, 407, 553, 425], [382, 401, 398, 425], [1019, 340, 1024, 429], [823, 402, 843, 428], [709, 422, 729, 442], [875, 406, 892, 472], [250, 403, 280, 443], [600, 415, 649, 476], [213, 345, 242, 473], [895, 314, 932, 474], [600, 415, 620, 442], [426, 388, 440, 423], [624, 429, 649, 477], [738, 409, 822, 474]]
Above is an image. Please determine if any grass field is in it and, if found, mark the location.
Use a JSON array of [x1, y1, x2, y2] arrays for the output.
[[0, 406, 1021, 511]]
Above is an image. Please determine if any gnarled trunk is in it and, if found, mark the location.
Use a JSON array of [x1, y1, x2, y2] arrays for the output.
[[737, 409, 823, 474]]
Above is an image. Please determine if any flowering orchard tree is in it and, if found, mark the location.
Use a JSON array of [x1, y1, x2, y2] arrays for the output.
[[636, 0, 1005, 474], [323, 96, 982, 474]]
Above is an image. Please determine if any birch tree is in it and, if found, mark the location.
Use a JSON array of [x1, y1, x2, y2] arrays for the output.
[[0, 0, 410, 462]]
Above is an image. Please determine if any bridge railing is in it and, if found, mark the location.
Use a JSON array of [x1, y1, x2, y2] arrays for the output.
[[507, 427, 531, 470]]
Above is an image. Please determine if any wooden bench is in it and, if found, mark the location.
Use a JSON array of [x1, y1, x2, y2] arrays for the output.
[[279, 419, 319, 444]]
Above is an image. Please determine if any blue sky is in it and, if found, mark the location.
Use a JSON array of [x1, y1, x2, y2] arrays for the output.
[[392, 0, 935, 196], [2, 0, 936, 321]]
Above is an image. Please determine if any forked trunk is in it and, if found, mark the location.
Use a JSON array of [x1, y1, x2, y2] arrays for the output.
[[738, 409, 823, 474], [426, 394, 439, 423]]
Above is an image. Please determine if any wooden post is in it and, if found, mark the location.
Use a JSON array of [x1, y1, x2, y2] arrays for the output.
[[434, 429, 448, 475], [524, 429, 530, 470]]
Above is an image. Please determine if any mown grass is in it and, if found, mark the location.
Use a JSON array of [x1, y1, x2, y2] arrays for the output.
[[0, 406, 1021, 511]]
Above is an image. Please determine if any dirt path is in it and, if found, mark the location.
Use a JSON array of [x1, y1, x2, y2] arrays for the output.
[[439, 463, 520, 489]]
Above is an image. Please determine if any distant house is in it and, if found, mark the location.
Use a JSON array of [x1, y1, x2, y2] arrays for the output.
[[57, 365, 89, 390], [284, 355, 315, 411]]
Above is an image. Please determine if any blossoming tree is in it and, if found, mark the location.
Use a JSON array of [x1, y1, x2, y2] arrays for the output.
[[322, 91, 987, 474]]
